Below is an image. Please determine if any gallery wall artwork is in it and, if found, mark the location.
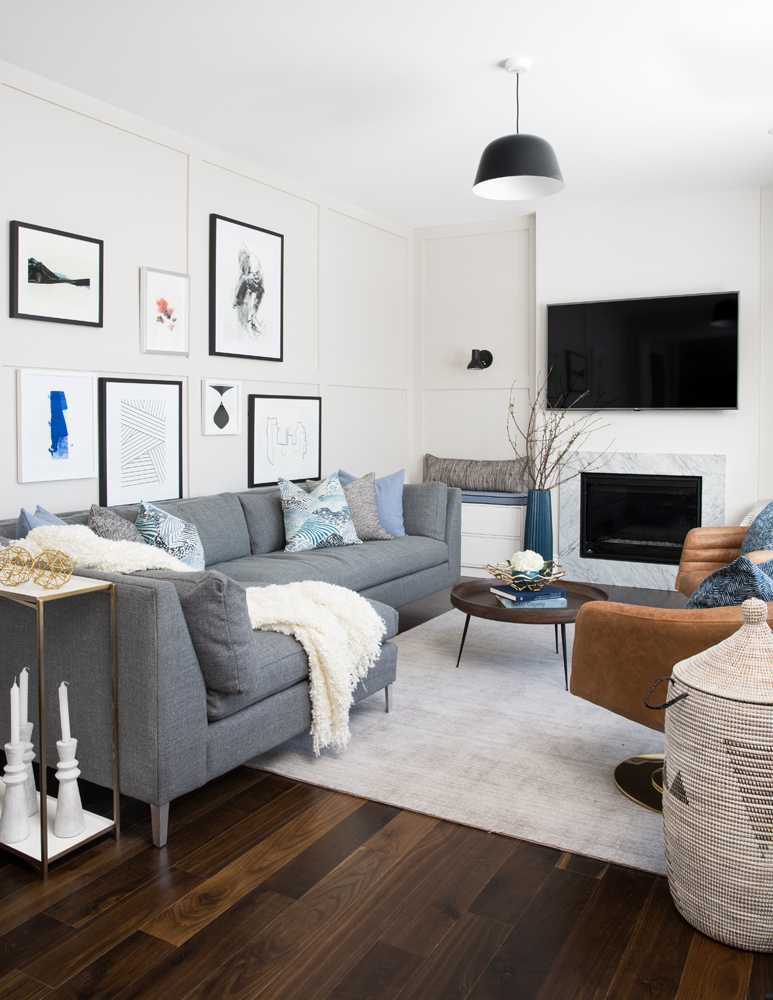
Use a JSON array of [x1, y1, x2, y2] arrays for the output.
[[99, 378, 183, 506], [10, 221, 103, 327], [17, 369, 97, 483], [202, 379, 241, 435], [209, 214, 283, 362], [248, 394, 321, 487], [140, 267, 189, 355]]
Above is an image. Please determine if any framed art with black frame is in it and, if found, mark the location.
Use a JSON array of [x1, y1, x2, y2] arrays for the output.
[[10, 221, 104, 327], [209, 214, 283, 362], [248, 393, 321, 487], [98, 377, 183, 507]]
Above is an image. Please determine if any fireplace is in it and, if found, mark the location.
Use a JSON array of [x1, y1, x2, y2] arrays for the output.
[[580, 472, 702, 565]]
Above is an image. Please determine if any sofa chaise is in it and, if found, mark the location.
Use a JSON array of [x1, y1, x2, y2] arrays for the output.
[[0, 482, 461, 845]]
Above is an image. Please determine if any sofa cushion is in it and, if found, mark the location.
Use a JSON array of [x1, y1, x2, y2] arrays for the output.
[[206, 597, 398, 721], [16, 505, 67, 539], [209, 534, 448, 592], [402, 482, 448, 541], [686, 554, 773, 609], [339, 468, 406, 537], [307, 472, 394, 542], [137, 570, 258, 694], [88, 504, 144, 543], [136, 501, 206, 570], [280, 474, 361, 552], [152, 493, 252, 566], [740, 501, 773, 556], [238, 490, 286, 554]]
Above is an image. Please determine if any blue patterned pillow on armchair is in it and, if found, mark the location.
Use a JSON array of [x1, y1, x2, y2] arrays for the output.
[[741, 501, 773, 555], [686, 555, 773, 609]]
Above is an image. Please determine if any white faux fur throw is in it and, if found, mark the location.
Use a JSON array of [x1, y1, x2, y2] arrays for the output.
[[245, 581, 387, 754], [11, 524, 184, 573]]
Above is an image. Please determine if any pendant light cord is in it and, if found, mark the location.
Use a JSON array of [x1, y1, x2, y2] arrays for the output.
[[516, 72, 520, 134]]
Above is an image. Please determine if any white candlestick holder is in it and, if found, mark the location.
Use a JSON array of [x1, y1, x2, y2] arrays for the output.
[[54, 738, 85, 839], [19, 721, 38, 817], [0, 742, 31, 845]]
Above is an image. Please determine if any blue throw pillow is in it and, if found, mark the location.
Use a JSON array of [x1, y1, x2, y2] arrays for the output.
[[686, 555, 773, 609], [135, 501, 205, 570], [338, 468, 405, 537], [16, 505, 67, 539], [741, 502, 773, 556], [279, 474, 361, 553]]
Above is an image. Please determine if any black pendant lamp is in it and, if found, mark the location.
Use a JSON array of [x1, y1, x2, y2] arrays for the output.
[[473, 58, 564, 201]]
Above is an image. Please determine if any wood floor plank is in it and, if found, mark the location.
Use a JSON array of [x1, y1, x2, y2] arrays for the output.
[[260, 800, 400, 899], [555, 853, 609, 879], [44, 931, 174, 1000], [0, 912, 72, 979], [533, 864, 655, 1000], [605, 877, 694, 1000], [0, 860, 38, 901], [21, 868, 202, 989], [400, 911, 512, 1000], [180, 847, 400, 1000], [0, 969, 52, 1000], [675, 933, 752, 1000], [176, 783, 338, 878], [361, 810, 439, 858], [468, 868, 599, 1000], [142, 790, 365, 946], [468, 840, 562, 926], [112, 891, 292, 1000], [323, 942, 424, 1000], [168, 768, 270, 834], [380, 829, 515, 958], [747, 951, 773, 1000]]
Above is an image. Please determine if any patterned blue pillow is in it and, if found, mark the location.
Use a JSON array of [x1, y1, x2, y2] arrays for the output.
[[279, 474, 361, 553], [135, 501, 205, 570], [741, 502, 773, 555], [686, 555, 773, 609]]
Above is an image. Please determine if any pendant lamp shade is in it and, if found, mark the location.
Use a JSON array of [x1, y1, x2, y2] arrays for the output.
[[473, 133, 564, 201]]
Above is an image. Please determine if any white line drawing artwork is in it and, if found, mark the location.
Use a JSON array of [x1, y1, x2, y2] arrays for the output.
[[120, 397, 166, 488], [266, 417, 308, 467], [232, 243, 266, 340]]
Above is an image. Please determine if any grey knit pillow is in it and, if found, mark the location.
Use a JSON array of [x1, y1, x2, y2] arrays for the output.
[[306, 472, 393, 541], [88, 504, 145, 544], [423, 453, 525, 492]]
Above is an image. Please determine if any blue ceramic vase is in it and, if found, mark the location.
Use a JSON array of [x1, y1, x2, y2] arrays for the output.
[[523, 489, 553, 563]]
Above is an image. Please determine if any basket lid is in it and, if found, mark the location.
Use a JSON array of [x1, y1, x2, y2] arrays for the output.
[[672, 598, 773, 703]]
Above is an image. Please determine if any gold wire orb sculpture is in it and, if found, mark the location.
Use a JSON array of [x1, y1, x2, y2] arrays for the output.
[[31, 550, 74, 590], [0, 547, 34, 587]]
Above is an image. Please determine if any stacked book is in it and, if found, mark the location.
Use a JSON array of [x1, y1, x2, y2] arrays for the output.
[[490, 583, 568, 609]]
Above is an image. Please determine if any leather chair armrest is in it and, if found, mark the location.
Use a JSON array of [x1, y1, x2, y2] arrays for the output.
[[570, 600, 772, 733], [675, 525, 748, 595]]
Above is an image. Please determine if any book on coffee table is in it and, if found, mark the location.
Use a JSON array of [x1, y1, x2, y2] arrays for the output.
[[490, 582, 569, 603], [494, 594, 568, 609]]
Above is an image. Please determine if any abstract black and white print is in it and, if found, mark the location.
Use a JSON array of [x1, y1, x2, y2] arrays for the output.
[[17, 369, 97, 483], [248, 394, 320, 487], [119, 398, 166, 490], [266, 416, 308, 466], [202, 379, 241, 435]]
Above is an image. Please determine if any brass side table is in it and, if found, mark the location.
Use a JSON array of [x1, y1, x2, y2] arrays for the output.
[[0, 575, 120, 878]]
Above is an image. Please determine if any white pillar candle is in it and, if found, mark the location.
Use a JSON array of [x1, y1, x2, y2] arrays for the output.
[[59, 681, 71, 742], [19, 668, 28, 726], [11, 679, 20, 746]]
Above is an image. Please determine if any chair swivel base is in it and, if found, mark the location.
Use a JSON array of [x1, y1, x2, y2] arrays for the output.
[[613, 754, 664, 813]]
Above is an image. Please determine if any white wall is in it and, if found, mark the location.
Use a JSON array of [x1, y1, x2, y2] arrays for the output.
[[0, 61, 412, 519]]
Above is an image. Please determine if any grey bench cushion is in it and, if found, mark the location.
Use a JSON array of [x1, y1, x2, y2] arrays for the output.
[[206, 597, 397, 721], [209, 535, 448, 591]]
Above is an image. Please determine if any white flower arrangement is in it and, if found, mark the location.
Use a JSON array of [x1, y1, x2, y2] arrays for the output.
[[508, 549, 545, 573]]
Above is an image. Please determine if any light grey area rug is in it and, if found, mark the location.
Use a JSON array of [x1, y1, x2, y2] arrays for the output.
[[249, 609, 667, 875]]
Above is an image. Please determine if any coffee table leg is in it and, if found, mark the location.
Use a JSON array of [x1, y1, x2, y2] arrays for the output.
[[455, 614, 471, 669], [554, 624, 559, 654], [561, 624, 568, 691]]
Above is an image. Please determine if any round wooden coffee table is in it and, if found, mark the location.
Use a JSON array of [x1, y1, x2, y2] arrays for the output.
[[449, 578, 609, 690]]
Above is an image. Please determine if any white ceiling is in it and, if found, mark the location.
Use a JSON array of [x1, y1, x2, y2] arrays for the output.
[[2, 0, 773, 228]]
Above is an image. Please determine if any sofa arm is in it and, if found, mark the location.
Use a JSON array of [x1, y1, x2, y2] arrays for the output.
[[444, 487, 461, 585], [675, 526, 747, 596], [570, 600, 770, 733]]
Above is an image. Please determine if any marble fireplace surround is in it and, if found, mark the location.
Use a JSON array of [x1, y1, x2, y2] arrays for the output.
[[558, 451, 726, 590]]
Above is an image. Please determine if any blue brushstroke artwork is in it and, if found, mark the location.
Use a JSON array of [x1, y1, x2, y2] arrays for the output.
[[48, 390, 69, 460]]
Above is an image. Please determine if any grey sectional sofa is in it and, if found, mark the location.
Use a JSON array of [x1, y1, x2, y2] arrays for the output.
[[0, 482, 461, 846]]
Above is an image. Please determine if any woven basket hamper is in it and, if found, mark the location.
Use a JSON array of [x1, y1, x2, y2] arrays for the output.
[[661, 597, 773, 951]]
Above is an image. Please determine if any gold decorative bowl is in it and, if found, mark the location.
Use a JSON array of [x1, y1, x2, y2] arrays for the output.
[[483, 559, 567, 592]]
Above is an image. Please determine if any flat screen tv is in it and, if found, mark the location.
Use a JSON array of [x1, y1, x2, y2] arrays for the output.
[[546, 292, 738, 409]]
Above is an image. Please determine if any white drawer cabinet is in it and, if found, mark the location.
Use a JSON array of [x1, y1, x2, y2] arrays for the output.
[[460, 503, 524, 578]]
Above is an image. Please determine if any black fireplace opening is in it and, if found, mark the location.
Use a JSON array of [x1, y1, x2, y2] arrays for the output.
[[580, 472, 702, 565]]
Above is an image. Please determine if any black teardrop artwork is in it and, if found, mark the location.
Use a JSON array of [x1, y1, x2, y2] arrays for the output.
[[210, 385, 232, 430]]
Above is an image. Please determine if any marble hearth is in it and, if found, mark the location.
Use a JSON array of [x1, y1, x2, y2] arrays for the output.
[[558, 452, 726, 590]]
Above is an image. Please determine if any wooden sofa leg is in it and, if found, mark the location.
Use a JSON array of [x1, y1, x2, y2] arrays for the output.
[[385, 684, 393, 713], [151, 803, 169, 848]]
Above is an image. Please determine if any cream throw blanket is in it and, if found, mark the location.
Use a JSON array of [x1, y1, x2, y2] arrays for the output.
[[11, 526, 385, 753]]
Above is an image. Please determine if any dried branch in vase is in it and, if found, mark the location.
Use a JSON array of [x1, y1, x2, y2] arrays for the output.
[[507, 371, 612, 491]]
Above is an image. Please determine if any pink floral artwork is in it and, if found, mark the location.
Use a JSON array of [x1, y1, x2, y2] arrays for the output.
[[156, 297, 177, 332]]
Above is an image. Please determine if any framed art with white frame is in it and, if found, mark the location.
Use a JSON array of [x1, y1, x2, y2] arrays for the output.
[[17, 369, 98, 483], [140, 267, 190, 355], [98, 378, 183, 507], [248, 393, 321, 487], [10, 221, 103, 327], [209, 214, 283, 362], [202, 379, 241, 435]]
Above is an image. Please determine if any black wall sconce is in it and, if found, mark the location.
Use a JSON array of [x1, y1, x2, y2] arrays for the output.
[[467, 349, 493, 370]]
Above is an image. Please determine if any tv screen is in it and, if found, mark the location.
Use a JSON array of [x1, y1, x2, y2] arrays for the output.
[[546, 292, 739, 409]]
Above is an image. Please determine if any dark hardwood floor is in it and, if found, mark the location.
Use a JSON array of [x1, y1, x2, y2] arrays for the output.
[[0, 580, 768, 1000]]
